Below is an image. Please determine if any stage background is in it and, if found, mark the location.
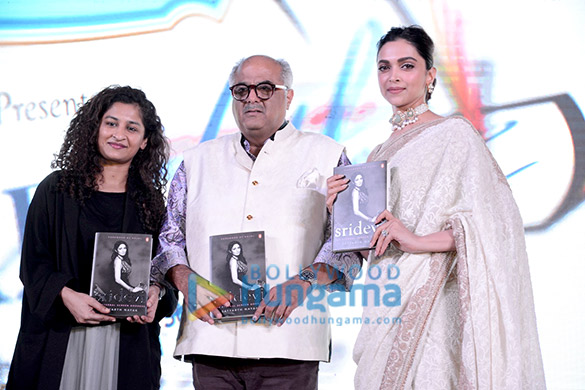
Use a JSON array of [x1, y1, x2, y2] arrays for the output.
[[1, 0, 584, 388]]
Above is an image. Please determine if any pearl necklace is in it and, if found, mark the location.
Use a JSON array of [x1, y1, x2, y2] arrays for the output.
[[390, 103, 429, 131]]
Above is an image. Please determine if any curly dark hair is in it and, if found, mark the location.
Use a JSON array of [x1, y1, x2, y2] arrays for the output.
[[51, 85, 169, 233]]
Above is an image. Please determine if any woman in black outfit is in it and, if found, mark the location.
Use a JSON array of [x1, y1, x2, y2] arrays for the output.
[[7, 85, 177, 390]]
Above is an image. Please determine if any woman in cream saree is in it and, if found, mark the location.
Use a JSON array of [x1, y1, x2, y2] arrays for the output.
[[328, 26, 546, 390], [353, 116, 545, 389]]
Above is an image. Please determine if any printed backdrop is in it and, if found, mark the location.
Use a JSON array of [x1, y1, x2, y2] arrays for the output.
[[1, 0, 584, 388]]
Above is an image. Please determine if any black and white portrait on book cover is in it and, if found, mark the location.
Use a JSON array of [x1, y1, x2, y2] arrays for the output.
[[333, 161, 388, 252], [209, 231, 266, 321]]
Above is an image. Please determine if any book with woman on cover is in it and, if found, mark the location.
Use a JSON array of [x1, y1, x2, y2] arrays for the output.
[[209, 231, 266, 322], [90, 232, 152, 317], [332, 161, 388, 252]]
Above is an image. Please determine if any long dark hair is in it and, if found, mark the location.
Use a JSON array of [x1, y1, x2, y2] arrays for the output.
[[377, 25, 436, 101], [110, 240, 130, 264], [51, 85, 169, 233], [349, 172, 368, 196], [225, 241, 246, 264]]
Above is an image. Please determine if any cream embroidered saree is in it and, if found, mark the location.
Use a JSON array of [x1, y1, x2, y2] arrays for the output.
[[353, 117, 546, 389]]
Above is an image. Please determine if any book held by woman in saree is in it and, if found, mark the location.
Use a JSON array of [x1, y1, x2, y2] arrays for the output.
[[333, 161, 388, 252]]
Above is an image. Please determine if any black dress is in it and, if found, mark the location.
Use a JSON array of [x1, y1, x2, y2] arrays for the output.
[[6, 171, 177, 390]]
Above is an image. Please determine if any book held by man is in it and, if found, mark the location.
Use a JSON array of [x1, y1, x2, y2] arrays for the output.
[[332, 161, 388, 252], [209, 231, 266, 321], [90, 232, 152, 317]]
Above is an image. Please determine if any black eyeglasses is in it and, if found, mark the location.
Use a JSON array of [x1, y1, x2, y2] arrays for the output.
[[229, 82, 288, 101]]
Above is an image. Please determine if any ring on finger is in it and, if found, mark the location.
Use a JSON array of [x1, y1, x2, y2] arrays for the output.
[[381, 230, 389, 237]]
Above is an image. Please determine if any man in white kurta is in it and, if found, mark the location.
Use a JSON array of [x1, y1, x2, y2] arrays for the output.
[[152, 55, 361, 389]]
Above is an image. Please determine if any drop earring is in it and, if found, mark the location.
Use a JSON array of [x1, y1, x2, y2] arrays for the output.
[[427, 82, 435, 94]]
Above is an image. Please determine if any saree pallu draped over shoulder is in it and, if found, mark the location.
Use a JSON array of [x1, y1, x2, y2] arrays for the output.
[[352, 117, 546, 390]]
